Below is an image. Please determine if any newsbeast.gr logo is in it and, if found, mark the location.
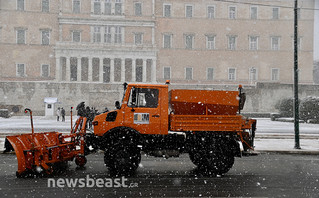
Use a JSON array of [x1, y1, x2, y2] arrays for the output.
[[48, 175, 138, 188]]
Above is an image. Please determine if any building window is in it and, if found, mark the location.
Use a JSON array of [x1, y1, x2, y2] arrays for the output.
[[185, 34, 194, 49], [94, 0, 101, 15], [104, 0, 111, 15], [271, 36, 280, 50], [207, 68, 214, 80], [207, 6, 215, 19], [272, 7, 279, 19], [228, 68, 236, 80], [104, 26, 111, 43], [185, 67, 193, 80], [72, 31, 81, 42], [134, 33, 143, 45], [41, 29, 50, 45], [114, 26, 122, 44], [41, 64, 50, 77], [16, 64, 25, 77], [206, 35, 215, 50], [229, 6, 236, 19], [271, 68, 279, 81], [185, 5, 193, 18], [17, 0, 25, 11], [163, 67, 171, 80], [73, 0, 81, 13], [134, 2, 142, 16], [249, 36, 258, 50], [250, 6, 257, 19], [163, 34, 172, 49], [16, 29, 26, 44], [115, 0, 122, 15], [93, 26, 101, 43], [42, 0, 49, 12], [228, 35, 237, 50], [249, 67, 257, 81], [163, 4, 171, 17]]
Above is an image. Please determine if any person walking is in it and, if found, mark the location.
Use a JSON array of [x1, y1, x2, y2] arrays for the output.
[[56, 107, 61, 121], [61, 107, 66, 122]]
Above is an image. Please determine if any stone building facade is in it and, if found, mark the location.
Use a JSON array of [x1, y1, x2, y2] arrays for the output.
[[0, 0, 315, 84], [0, 0, 316, 115]]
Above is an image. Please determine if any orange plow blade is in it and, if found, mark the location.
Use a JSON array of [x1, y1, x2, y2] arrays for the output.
[[5, 108, 88, 177], [5, 132, 74, 176]]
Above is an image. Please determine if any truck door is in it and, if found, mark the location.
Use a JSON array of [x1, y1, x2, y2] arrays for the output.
[[123, 87, 162, 134]]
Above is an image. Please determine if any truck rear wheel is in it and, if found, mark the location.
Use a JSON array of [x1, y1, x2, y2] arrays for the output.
[[190, 149, 234, 175], [189, 137, 235, 175]]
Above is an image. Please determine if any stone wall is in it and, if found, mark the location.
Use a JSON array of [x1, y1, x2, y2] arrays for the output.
[[1, 81, 319, 116], [0, 82, 124, 116]]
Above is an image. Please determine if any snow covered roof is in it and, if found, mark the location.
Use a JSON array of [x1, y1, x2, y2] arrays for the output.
[[44, 97, 58, 104]]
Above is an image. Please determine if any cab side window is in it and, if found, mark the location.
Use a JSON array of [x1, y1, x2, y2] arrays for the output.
[[128, 88, 159, 108]]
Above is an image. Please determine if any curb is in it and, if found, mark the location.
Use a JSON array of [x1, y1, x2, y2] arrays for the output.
[[255, 134, 319, 139], [254, 150, 319, 155]]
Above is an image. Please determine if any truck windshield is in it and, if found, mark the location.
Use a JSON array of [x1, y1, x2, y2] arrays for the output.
[[128, 87, 159, 108]]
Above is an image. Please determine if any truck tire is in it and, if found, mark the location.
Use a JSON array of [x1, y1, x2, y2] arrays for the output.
[[102, 127, 141, 175], [189, 137, 235, 175], [193, 149, 234, 175], [107, 144, 141, 175], [188, 150, 201, 166]]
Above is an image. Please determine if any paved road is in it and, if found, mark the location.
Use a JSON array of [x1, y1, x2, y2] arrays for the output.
[[0, 153, 318, 198]]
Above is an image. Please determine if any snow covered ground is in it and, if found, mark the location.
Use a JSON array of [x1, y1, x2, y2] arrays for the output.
[[256, 118, 319, 134], [0, 116, 318, 153]]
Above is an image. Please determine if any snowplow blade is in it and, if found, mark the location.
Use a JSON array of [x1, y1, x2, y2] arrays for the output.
[[5, 108, 89, 177], [5, 132, 67, 176]]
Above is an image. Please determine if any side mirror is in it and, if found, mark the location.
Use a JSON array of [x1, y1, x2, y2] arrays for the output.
[[115, 101, 121, 109]]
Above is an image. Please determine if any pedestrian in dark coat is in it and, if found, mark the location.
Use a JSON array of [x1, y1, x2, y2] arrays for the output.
[[61, 107, 66, 122], [76, 102, 86, 117]]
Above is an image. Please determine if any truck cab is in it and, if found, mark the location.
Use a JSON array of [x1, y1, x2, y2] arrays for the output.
[[93, 83, 169, 137]]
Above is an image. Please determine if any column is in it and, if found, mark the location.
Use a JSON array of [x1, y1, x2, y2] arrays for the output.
[[151, 59, 156, 83], [59, 24, 62, 42], [88, 57, 93, 82], [99, 57, 103, 83], [55, 57, 60, 82], [142, 59, 147, 82], [77, 57, 82, 82], [152, 27, 155, 45], [66, 57, 70, 82], [121, 58, 125, 82], [110, 58, 114, 83], [152, 0, 155, 17], [132, 58, 136, 82]]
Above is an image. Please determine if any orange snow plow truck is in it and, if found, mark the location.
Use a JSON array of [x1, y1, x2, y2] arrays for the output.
[[5, 82, 256, 176], [91, 82, 256, 175]]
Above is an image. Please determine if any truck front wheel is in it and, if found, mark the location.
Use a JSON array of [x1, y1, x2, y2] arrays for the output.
[[106, 145, 141, 176]]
